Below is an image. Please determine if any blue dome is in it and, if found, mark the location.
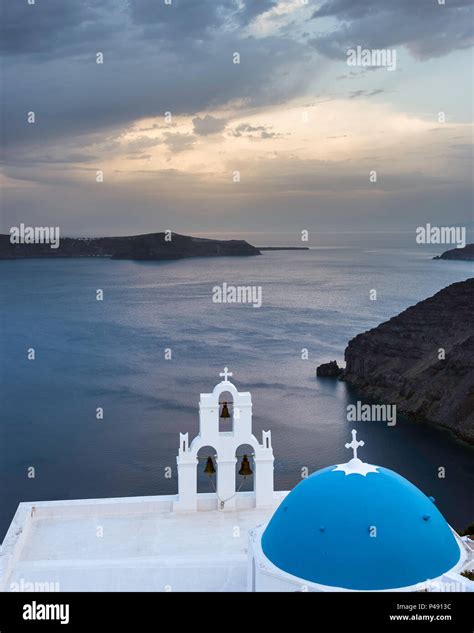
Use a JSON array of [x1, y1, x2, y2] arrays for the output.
[[261, 465, 461, 590]]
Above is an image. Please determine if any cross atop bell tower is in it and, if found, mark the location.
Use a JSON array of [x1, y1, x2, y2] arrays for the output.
[[219, 367, 233, 382]]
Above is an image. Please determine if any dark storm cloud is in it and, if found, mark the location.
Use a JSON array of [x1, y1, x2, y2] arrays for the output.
[[129, 0, 278, 36], [3, 0, 471, 154], [2, 1, 309, 149], [4, 33, 307, 149], [1, 0, 278, 56], [1, 0, 118, 57], [312, 0, 474, 60]]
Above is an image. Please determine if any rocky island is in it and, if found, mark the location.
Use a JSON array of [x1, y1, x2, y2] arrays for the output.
[[0, 232, 261, 260], [433, 244, 474, 261], [317, 279, 474, 443]]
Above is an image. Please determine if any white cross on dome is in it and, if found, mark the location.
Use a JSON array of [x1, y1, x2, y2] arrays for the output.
[[333, 429, 379, 477], [345, 429, 364, 460]]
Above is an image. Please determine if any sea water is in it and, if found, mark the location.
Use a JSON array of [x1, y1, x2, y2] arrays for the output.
[[0, 231, 473, 538]]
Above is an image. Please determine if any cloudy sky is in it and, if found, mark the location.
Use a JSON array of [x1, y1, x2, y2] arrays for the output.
[[1, 0, 473, 236]]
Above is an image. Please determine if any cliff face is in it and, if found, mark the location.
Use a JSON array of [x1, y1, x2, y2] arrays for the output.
[[433, 244, 474, 261], [343, 279, 474, 443], [0, 232, 261, 260]]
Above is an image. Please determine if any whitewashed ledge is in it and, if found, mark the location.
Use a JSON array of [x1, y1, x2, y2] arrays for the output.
[[0, 491, 288, 593]]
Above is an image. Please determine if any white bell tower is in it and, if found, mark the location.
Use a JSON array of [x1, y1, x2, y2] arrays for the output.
[[173, 368, 275, 512]]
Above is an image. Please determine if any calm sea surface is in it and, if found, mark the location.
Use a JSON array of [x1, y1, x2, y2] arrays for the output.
[[1, 232, 473, 539]]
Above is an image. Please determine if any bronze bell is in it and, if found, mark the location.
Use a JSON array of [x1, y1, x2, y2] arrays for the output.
[[220, 401, 231, 419], [238, 455, 253, 477], [204, 456, 216, 476]]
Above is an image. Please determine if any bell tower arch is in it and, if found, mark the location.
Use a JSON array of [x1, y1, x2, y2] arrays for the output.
[[218, 390, 234, 432], [173, 368, 275, 512]]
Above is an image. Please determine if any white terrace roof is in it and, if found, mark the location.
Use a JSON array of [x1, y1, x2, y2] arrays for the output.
[[0, 492, 287, 592]]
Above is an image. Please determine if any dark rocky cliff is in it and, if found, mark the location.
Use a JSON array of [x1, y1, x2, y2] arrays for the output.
[[0, 232, 260, 260], [433, 244, 474, 261], [343, 279, 474, 443]]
